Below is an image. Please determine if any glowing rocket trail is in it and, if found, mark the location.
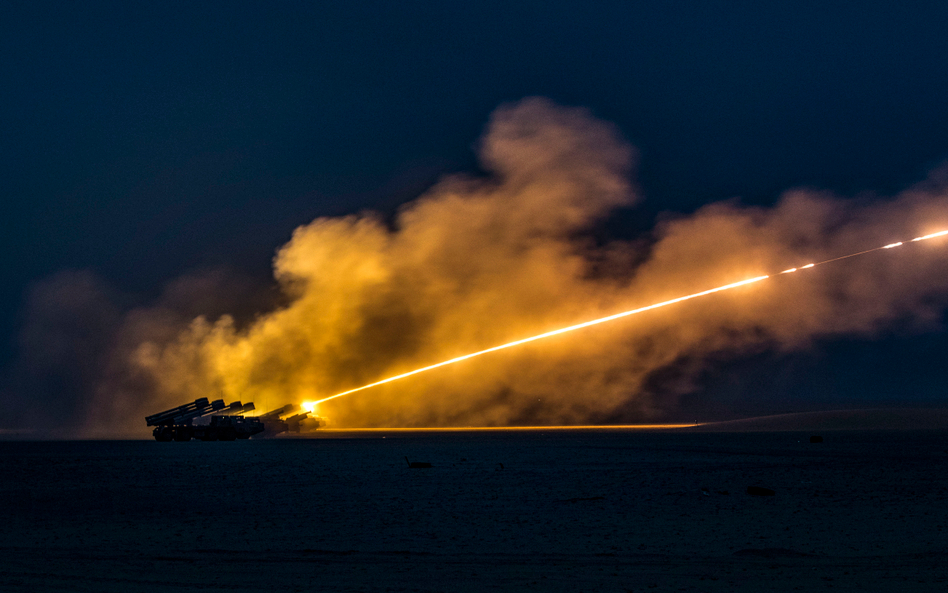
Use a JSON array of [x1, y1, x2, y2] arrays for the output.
[[312, 275, 768, 405], [311, 229, 948, 407]]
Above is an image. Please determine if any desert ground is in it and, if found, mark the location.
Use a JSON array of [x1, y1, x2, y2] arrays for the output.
[[1, 414, 947, 591]]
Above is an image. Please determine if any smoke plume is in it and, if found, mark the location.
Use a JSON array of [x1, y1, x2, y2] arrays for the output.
[[14, 97, 948, 432]]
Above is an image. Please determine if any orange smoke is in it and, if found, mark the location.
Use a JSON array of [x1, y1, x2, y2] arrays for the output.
[[312, 228, 948, 411], [306, 229, 946, 412], [90, 97, 948, 430], [311, 275, 771, 408]]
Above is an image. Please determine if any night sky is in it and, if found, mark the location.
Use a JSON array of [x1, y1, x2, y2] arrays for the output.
[[3, 1, 948, 430]]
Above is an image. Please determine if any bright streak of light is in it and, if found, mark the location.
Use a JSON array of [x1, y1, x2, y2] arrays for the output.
[[314, 229, 948, 406], [313, 275, 769, 405], [912, 230, 948, 242], [301, 401, 317, 414]]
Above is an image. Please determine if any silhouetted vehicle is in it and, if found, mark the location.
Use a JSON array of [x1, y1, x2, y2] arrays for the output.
[[256, 404, 294, 436], [146, 398, 263, 441], [256, 405, 323, 436], [146, 398, 321, 441]]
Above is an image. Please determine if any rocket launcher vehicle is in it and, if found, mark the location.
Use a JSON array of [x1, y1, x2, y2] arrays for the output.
[[147, 398, 263, 442], [145, 398, 214, 427], [146, 399, 320, 441]]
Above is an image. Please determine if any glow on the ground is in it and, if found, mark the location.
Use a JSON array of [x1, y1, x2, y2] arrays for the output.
[[316, 424, 699, 432]]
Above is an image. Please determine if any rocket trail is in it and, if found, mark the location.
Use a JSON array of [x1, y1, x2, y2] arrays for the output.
[[311, 229, 948, 407], [312, 275, 768, 406]]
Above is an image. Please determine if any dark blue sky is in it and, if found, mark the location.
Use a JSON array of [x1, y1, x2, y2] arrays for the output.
[[3, 1, 948, 421]]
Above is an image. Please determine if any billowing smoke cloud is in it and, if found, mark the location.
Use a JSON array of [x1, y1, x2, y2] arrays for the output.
[[10, 98, 948, 433]]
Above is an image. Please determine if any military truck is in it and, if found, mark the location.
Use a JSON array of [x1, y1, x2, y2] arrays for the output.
[[146, 398, 320, 441], [255, 404, 323, 436], [146, 398, 264, 441]]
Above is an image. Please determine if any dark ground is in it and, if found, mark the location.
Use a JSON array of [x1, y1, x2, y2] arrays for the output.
[[0, 429, 947, 591]]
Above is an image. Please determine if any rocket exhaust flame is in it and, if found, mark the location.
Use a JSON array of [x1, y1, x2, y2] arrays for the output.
[[312, 230, 948, 408]]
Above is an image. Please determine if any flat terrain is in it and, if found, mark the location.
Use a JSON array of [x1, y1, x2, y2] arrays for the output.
[[0, 429, 947, 591]]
